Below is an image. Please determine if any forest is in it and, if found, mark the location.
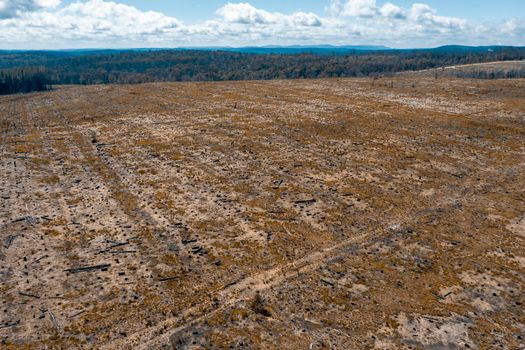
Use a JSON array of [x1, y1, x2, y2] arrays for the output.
[[453, 69, 525, 79], [0, 67, 50, 95], [1, 46, 524, 95]]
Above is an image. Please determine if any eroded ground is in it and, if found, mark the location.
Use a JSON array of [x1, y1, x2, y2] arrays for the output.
[[0, 77, 524, 349]]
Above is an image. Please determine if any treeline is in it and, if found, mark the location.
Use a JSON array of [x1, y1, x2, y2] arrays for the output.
[[0, 67, 50, 95], [0, 47, 524, 93], [453, 68, 525, 79], [36, 48, 525, 84]]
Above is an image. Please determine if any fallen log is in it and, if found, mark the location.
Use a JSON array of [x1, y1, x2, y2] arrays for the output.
[[158, 276, 178, 282], [0, 319, 20, 329], [108, 241, 129, 249], [64, 264, 110, 274], [272, 179, 284, 189], [31, 254, 49, 265], [294, 198, 316, 204], [97, 240, 131, 254], [49, 311, 62, 333], [4, 234, 19, 249], [19, 291, 40, 299], [320, 278, 335, 287]]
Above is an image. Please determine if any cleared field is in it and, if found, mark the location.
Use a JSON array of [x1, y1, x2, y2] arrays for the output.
[[403, 60, 525, 78], [0, 77, 524, 349]]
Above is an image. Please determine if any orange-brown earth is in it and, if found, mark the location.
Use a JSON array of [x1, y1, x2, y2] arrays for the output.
[[0, 77, 524, 349]]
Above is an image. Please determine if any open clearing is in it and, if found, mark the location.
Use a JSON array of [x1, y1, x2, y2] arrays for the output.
[[403, 60, 525, 78], [0, 77, 524, 349]]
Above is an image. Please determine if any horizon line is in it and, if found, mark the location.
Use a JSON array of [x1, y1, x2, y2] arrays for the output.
[[2, 44, 525, 52]]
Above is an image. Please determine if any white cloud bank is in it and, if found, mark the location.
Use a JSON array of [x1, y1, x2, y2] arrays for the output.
[[217, 3, 322, 27], [0, 0, 60, 18], [0, 0, 523, 49]]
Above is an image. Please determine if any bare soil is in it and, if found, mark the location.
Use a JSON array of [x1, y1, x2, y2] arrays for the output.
[[1, 77, 524, 349]]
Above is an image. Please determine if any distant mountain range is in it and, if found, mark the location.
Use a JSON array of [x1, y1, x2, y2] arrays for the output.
[[183, 45, 391, 54], [1, 45, 524, 56]]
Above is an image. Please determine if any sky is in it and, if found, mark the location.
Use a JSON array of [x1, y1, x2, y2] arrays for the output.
[[0, 0, 524, 49]]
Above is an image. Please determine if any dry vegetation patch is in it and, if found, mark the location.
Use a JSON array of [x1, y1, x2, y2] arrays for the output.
[[0, 77, 524, 349]]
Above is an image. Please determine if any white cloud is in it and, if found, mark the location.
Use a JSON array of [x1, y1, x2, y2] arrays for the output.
[[63, 0, 181, 35], [380, 3, 405, 19], [216, 2, 321, 27], [343, 0, 378, 18], [325, 0, 468, 41], [408, 3, 466, 31], [217, 2, 273, 24], [329, 0, 404, 19], [0, 0, 522, 49], [0, 0, 60, 18], [0, 0, 181, 44], [35, 0, 60, 7], [502, 18, 525, 36]]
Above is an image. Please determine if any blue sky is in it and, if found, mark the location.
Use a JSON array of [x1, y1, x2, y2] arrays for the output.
[[1, 0, 524, 49], [103, 0, 525, 23]]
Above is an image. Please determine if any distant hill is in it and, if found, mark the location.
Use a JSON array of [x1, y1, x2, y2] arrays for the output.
[[2, 45, 525, 56], [430, 45, 523, 53], [184, 45, 391, 55], [1, 45, 391, 56]]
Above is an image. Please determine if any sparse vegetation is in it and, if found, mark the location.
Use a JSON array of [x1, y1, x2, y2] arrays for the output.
[[0, 76, 524, 349]]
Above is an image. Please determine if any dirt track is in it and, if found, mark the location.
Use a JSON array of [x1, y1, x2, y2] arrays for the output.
[[1, 77, 524, 349]]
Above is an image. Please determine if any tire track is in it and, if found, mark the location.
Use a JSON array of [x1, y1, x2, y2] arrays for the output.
[[102, 231, 371, 350]]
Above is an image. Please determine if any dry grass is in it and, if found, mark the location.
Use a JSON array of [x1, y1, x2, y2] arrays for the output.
[[0, 77, 524, 349]]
